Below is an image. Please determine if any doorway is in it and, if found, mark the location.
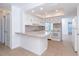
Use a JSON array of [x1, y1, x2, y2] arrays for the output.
[[0, 14, 10, 47], [62, 17, 78, 53]]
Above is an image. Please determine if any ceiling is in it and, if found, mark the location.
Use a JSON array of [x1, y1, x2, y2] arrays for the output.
[[0, 3, 11, 15], [11, 3, 44, 11], [0, 3, 79, 18], [26, 3, 79, 18], [0, 3, 11, 10]]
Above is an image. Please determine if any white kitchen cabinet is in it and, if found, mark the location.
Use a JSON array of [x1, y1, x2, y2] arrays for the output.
[[49, 23, 62, 41]]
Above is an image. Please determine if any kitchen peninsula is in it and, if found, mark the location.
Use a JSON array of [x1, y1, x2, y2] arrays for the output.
[[16, 30, 50, 55]]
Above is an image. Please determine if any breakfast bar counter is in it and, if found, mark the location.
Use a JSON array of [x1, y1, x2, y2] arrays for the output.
[[16, 31, 50, 55]]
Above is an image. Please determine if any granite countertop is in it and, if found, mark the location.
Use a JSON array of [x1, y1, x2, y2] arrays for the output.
[[16, 31, 50, 38]]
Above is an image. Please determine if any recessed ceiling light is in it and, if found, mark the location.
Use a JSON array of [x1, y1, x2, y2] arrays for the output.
[[32, 10, 34, 13], [56, 10, 58, 12], [40, 7, 43, 10]]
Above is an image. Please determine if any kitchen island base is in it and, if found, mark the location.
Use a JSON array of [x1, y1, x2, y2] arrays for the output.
[[16, 31, 50, 55], [20, 35, 48, 55]]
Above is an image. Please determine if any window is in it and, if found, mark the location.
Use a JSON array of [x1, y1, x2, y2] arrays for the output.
[[68, 22, 72, 34], [45, 22, 53, 32]]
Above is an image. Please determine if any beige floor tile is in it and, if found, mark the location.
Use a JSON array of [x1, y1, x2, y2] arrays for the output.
[[0, 35, 77, 56]]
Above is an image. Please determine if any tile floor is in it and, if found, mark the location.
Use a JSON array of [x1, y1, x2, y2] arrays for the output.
[[0, 35, 77, 56]]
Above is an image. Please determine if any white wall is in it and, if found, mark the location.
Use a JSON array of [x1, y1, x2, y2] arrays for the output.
[[62, 18, 68, 35], [77, 6, 79, 55], [10, 5, 22, 49], [72, 16, 78, 52]]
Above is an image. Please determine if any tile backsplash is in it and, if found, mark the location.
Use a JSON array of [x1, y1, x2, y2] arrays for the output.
[[25, 25, 45, 32]]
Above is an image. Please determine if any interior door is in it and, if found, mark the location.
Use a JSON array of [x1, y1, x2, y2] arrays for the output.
[[4, 15, 10, 47]]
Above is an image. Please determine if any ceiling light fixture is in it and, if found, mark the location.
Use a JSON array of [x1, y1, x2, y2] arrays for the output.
[[56, 10, 58, 12], [40, 7, 43, 10], [32, 10, 34, 13]]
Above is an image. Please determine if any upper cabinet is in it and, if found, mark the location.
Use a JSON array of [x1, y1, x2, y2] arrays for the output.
[[23, 14, 43, 25], [22, 13, 62, 27]]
